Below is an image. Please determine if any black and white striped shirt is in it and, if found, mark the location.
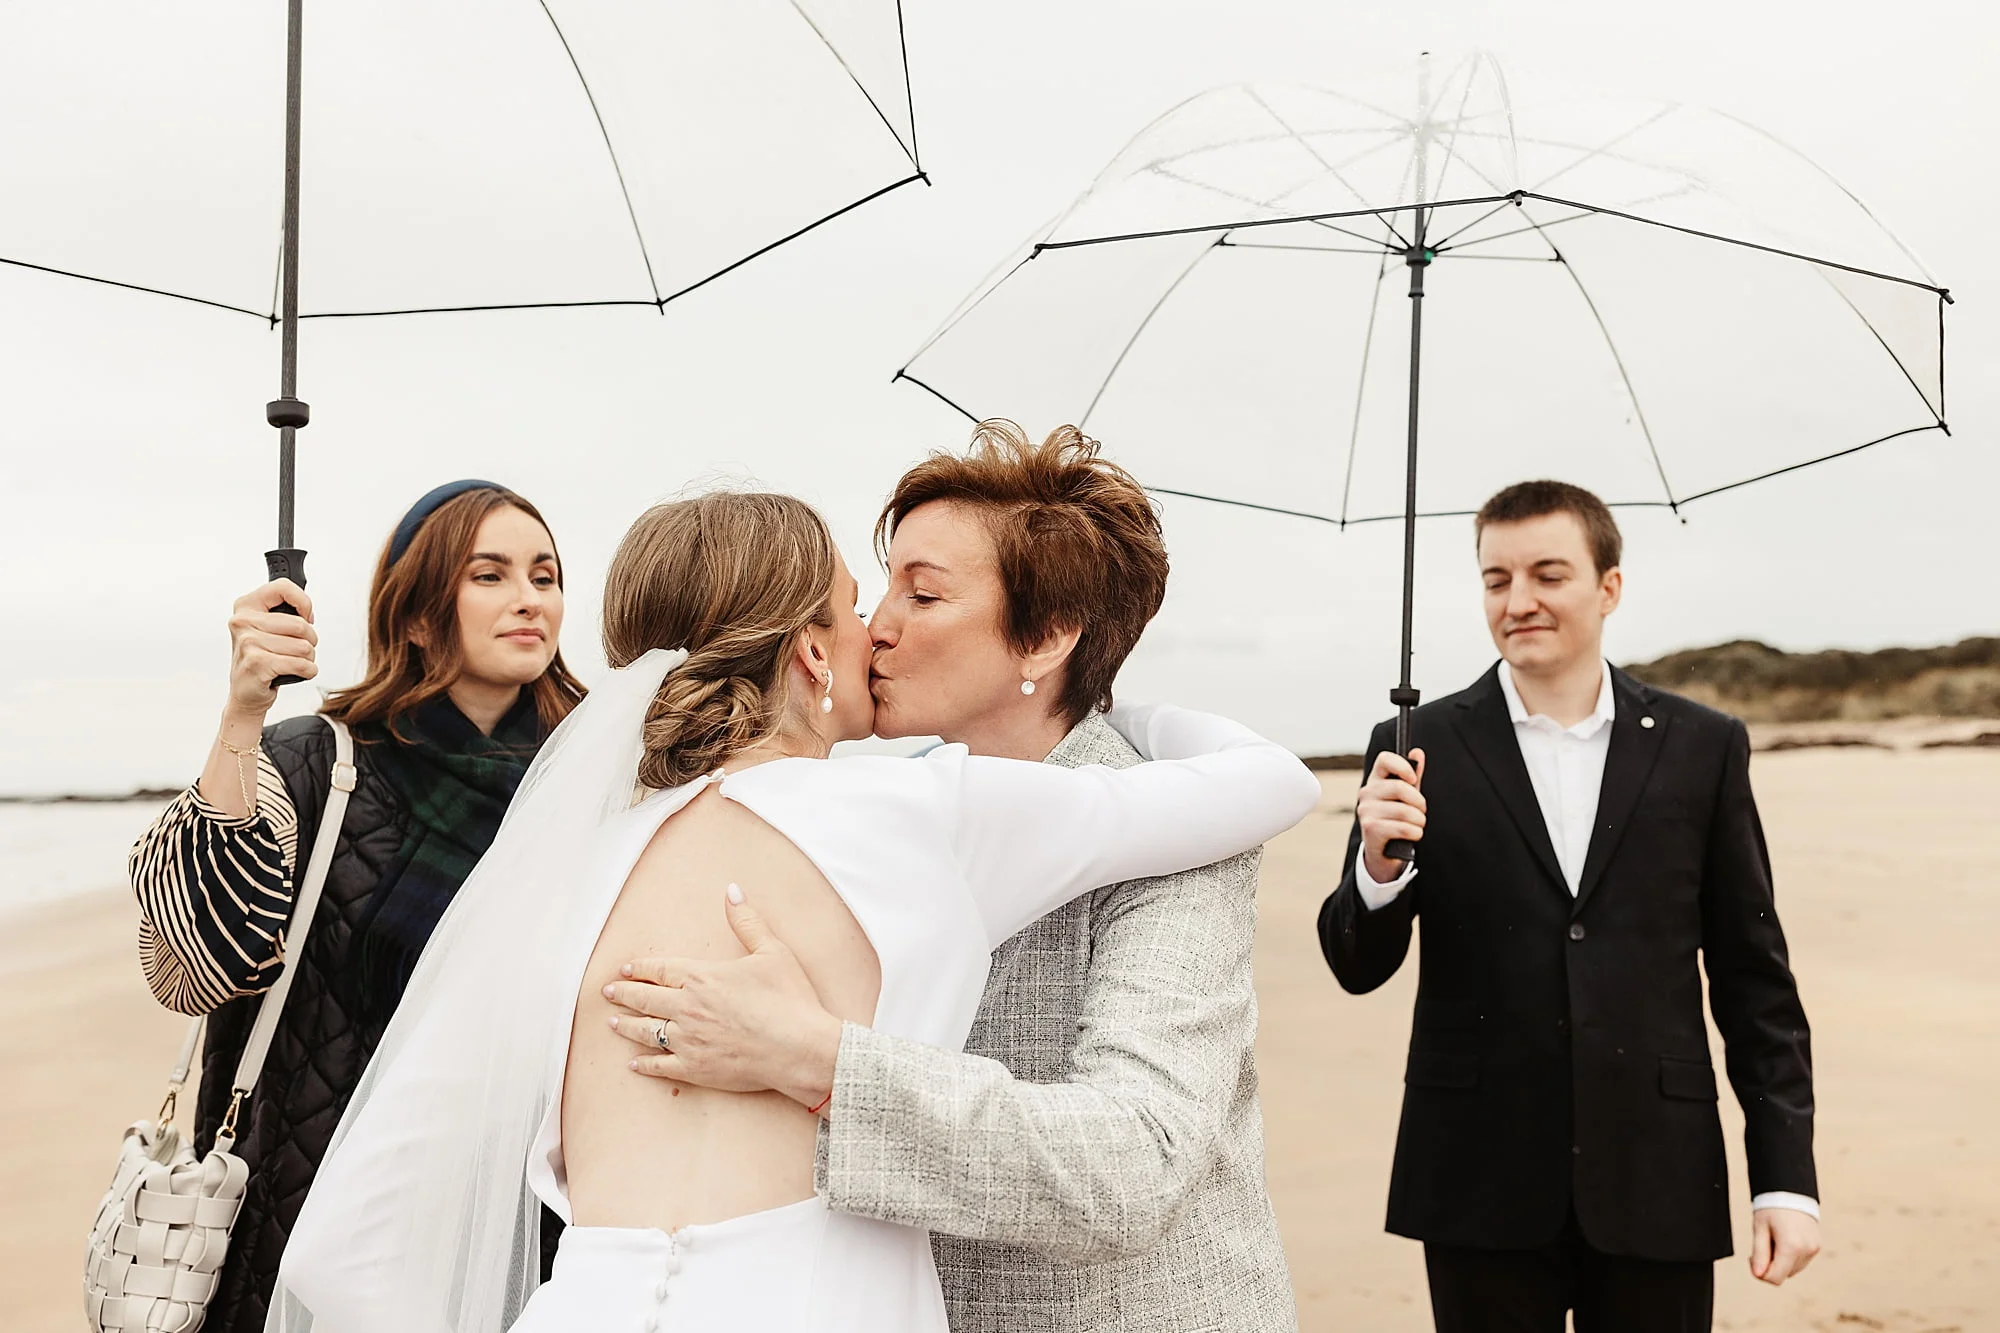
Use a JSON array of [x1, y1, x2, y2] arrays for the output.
[[129, 753, 303, 1015]]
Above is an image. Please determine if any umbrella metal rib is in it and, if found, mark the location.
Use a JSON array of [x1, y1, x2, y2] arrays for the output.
[[1523, 191, 1951, 298], [789, 0, 923, 174], [294, 170, 929, 320], [1080, 239, 1226, 427], [534, 0, 665, 308], [1034, 194, 1519, 253], [1339, 252, 1394, 527], [892, 369, 981, 424]]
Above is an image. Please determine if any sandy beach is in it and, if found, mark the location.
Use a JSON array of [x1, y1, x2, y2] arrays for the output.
[[6, 737, 1996, 1331]]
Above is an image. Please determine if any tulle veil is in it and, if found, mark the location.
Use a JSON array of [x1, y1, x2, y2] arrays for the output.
[[266, 648, 687, 1333]]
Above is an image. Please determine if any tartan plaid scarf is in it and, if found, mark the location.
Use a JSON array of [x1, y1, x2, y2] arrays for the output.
[[352, 692, 544, 1012]]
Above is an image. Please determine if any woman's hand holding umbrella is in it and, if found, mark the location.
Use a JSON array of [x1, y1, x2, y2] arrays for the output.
[[199, 580, 318, 818]]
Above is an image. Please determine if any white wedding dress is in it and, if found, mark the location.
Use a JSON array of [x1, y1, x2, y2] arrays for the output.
[[269, 650, 1318, 1333]]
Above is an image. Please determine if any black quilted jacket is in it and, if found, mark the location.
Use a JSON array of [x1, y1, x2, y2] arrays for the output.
[[189, 716, 560, 1332]]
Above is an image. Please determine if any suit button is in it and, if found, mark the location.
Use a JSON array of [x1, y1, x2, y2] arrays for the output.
[[1568, 923, 1586, 941]]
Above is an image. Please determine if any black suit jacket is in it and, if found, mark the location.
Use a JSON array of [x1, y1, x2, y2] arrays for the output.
[[1317, 665, 1815, 1262]]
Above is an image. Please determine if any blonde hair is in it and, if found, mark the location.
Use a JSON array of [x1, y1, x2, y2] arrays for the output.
[[602, 492, 838, 788]]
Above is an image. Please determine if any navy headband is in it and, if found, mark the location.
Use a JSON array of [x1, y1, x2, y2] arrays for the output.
[[388, 479, 506, 566]]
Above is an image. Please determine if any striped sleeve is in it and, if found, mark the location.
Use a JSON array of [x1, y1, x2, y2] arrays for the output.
[[130, 751, 304, 1016]]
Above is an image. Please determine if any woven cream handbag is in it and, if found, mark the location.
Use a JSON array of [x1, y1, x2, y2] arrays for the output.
[[85, 720, 355, 1333]]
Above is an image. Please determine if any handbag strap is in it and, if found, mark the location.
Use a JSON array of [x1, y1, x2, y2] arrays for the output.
[[158, 1020, 202, 1125], [210, 717, 357, 1148]]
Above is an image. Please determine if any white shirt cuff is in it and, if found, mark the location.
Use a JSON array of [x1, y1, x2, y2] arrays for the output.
[[1750, 1191, 1819, 1219], [1353, 842, 1418, 910]]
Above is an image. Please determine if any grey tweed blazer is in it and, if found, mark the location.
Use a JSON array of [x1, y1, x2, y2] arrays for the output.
[[815, 712, 1299, 1332]]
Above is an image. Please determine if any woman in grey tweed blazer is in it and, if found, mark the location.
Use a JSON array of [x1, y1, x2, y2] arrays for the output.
[[607, 423, 1304, 1332]]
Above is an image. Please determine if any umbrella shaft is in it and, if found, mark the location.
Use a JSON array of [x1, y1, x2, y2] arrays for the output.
[[1394, 214, 1431, 756], [278, 429, 296, 546], [274, 0, 305, 550], [280, 0, 302, 398]]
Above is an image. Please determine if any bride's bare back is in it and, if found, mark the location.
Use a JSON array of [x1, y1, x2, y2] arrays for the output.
[[561, 781, 881, 1231]]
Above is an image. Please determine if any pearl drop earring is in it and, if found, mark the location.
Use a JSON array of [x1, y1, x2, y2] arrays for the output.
[[821, 670, 835, 714], [1020, 679, 1036, 697]]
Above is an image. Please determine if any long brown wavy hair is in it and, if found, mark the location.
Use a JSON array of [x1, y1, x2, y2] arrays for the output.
[[601, 491, 837, 789], [321, 487, 587, 740]]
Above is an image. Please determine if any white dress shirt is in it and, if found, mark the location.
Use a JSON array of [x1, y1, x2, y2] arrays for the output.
[[1353, 661, 1819, 1220]]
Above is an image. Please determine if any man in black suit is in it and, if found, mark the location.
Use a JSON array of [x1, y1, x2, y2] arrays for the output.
[[1318, 481, 1820, 1332]]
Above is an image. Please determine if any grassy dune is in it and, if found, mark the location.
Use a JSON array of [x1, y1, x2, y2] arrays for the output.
[[1624, 636, 2000, 724]]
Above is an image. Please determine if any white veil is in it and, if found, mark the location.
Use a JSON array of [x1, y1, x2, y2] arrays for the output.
[[266, 648, 688, 1333]]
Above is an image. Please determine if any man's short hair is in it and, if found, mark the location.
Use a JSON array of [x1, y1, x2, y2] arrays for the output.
[[877, 419, 1169, 727], [1475, 480, 1622, 575]]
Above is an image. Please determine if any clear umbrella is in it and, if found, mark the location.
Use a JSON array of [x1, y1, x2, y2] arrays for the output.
[[0, 0, 922, 647], [896, 52, 1950, 853]]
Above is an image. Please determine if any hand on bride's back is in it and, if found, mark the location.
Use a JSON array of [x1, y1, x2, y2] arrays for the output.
[[603, 885, 844, 1112]]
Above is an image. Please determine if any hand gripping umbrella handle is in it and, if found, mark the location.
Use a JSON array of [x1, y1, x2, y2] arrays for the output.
[[264, 548, 309, 688], [1382, 685, 1422, 864]]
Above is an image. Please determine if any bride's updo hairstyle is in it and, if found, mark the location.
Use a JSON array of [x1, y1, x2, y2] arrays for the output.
[[602, 492, 838, 788]]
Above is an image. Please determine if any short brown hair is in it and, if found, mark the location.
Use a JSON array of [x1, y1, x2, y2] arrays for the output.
[[602, 491, 838, 789], [877, 420, 1169, 727], [322, 487, 587, 740], [1475, 480, 1622, 575]]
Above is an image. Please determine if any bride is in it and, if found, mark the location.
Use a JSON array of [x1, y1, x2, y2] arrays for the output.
[[270, 490, 1318, 1332]]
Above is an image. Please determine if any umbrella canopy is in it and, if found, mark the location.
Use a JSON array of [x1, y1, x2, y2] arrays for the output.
[[1, 0, 922, 660], [0, 0, 923, 319], [896, 54, 1950, 855], [897, 53, 1947, 525]]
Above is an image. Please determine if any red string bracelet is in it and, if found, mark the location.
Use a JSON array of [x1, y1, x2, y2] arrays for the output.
[[807, 1089, 833, 1116]]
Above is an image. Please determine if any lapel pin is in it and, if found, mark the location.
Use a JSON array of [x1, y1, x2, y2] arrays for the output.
[[1640, 716, 1656, 729]]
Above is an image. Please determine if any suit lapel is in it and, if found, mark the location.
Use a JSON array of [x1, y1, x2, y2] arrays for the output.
[[1449, 667, 1567, 898], [1572, 668, 1672, 913]]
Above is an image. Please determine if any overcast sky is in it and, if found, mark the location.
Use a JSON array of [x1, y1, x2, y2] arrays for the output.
[[2, 0, 1991, 795]]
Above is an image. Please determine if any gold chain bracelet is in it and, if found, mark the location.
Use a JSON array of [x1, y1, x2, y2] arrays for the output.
[[218, 737, 261, 814]]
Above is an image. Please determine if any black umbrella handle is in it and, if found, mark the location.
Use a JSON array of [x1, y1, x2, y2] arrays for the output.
[[264, 548, 309, 687], [1382, 685, 1422, 864]]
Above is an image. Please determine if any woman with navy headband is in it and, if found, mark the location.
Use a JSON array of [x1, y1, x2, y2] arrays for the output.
[[128, 480, 587, 1333]]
